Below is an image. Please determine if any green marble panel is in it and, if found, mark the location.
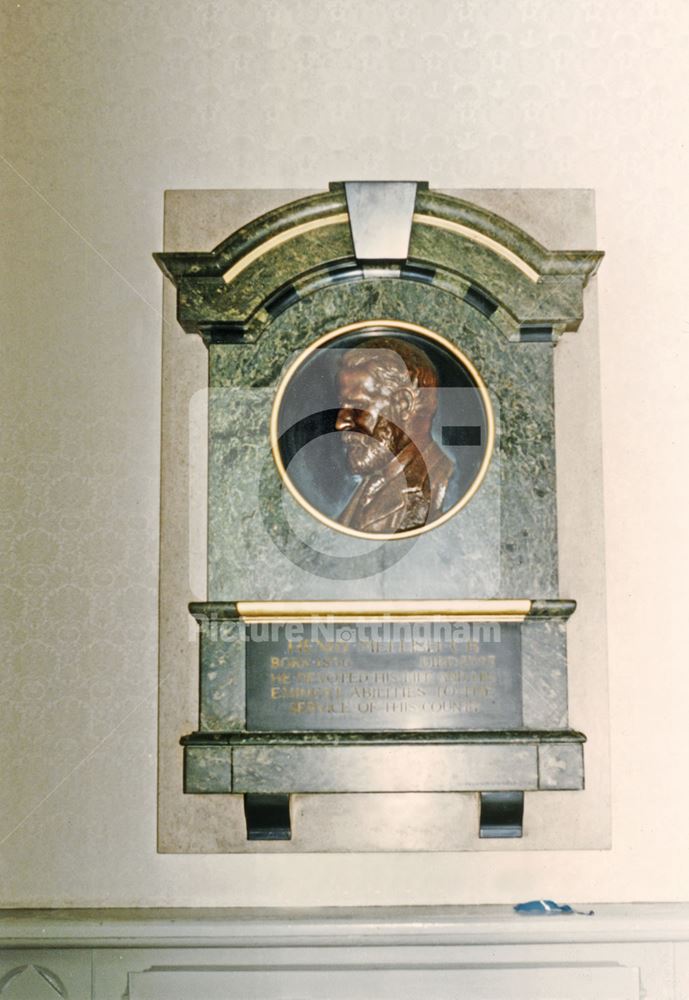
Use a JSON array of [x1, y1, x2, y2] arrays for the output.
[[207, 277, 556, 600], [538, 742, 584, 790], [521, 619, 569, 730], [197, 617, 245, 732], [184, 745, 232, 793], [232, 744, 539, 793]]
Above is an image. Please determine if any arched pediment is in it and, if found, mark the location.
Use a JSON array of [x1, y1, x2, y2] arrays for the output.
[[155, 183, 602, 346]]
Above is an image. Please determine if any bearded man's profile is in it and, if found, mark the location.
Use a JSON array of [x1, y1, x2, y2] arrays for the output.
[[334, 337, 453, 534]]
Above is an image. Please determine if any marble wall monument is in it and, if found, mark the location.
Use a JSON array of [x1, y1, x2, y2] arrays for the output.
[[155, 182, 603, 847]]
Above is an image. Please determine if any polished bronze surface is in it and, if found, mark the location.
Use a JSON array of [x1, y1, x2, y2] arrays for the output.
[[270, 320, 495, 540], [335, 336, 453, 533]]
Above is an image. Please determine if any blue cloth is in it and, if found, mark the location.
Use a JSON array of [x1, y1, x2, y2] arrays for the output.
[[514, 899, 593, 915]]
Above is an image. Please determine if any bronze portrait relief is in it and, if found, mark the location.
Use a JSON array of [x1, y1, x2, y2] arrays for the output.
[[271, 321, 494, 539], [335, 337, 454, 533]]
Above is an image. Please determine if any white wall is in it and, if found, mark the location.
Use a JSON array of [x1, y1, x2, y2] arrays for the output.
[[2, 0, 688, 906]]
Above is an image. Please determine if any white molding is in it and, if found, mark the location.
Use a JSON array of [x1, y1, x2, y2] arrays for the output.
[[129, 965, 640, 1000], [2, 904, 689, 948]]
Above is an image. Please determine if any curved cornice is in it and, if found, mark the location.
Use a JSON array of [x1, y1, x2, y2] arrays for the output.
[[414, 189, 603, 282], [155, 183, 603, 344], [155, 190, 347, 282]]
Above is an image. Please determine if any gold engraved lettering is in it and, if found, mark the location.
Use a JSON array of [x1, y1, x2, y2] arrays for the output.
[[254, 626, 518, 727]]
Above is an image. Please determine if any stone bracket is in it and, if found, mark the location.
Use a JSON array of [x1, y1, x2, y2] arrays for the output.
[[243, 793, 292, 841], [479, 791, 524, 838]]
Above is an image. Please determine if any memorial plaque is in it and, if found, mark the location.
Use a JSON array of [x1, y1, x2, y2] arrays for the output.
[[156, 182, 599, 846], [245, 620, 522, 731]]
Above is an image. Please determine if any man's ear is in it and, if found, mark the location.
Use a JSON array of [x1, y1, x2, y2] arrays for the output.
[[393, 387, 416, 421]]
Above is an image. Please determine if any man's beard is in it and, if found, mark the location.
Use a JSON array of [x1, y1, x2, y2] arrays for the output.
[[341, 427, 397, 476]]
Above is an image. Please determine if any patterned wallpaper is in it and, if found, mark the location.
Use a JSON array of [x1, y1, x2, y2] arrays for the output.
[[1, 0, 688, 905]]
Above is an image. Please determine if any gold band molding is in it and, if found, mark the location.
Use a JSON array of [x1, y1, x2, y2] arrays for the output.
[[221, 212, 540, 284], [234, 599, 532, 623]]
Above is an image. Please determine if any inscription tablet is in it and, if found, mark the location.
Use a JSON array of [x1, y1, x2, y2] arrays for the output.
[[245, 621, 522, 731]]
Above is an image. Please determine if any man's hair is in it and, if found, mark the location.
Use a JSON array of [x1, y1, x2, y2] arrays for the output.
[[341, 337, 439, 403]]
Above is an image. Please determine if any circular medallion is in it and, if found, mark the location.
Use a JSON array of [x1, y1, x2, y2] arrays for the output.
[[270, 320, 494, 539]]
